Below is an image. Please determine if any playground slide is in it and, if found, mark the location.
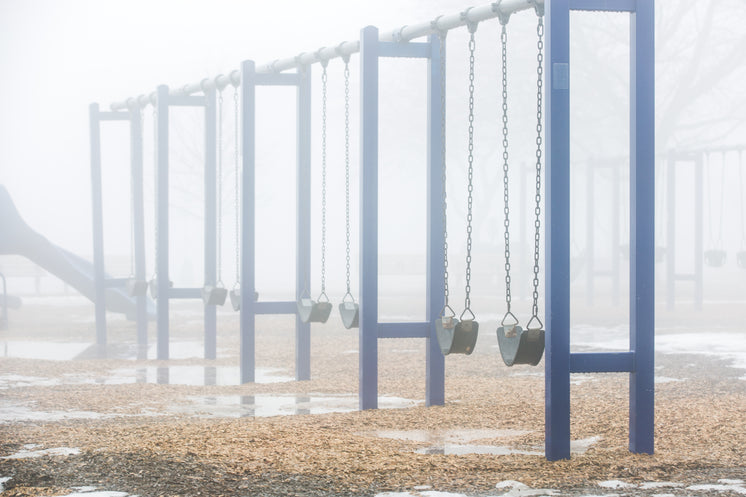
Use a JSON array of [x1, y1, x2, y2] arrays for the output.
[[0, 185, 153, 319]]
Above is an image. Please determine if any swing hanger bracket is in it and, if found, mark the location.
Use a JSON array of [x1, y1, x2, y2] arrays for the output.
[[315, 48, 330, 68], [460, 8, 479, 34], [527, 0, 545, 17], [430, 15, 448, 39], [491, 1, 512, 25], [393, 25, 408, 43], [335, 43, 351, 64]]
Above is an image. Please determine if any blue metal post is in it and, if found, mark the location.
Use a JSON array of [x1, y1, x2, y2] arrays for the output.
[[204, 87, 218, 360], [629, 0, 655, 454], [240, 60, 257, 383], [426, 33, 445, 406], [130, 106, 148, 351], [89, 103, 107, 347], [296, 64, 312, 381], [156, 85, 170, 360], [545, 0, 572, 461], [359, 25, 379, 410]]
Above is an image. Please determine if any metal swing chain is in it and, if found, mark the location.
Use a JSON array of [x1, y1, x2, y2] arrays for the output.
[[216, 90, 224, 286], [151, 105, 159, 280], [500, 20, 513, 318], [463, 21, 478, 320], [343, 56, 353, 300], [717, 154, 726, 249], [529, 13, 545, 330], [320, 60, 329, 300], [233, 87, 241, 288], [436, 28, 453, 318], [740, 152, 746, 247]]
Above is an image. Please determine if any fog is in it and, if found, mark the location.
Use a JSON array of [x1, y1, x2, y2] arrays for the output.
[[1, 0, 745, 325]]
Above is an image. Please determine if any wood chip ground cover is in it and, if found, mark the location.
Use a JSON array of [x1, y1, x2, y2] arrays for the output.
[[0, 302, 744, 496]]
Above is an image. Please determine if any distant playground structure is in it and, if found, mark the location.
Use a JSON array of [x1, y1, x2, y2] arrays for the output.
[[14, 0, 746, 461]]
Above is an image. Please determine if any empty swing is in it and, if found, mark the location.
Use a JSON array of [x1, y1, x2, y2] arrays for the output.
[[126, 109, 149, 297], [227, 83, 258, 311], [435, 15, 479, 356], [704, 153, 727, 267], [496, 9, 545, 367], [738, 151, 746, 269], [297, 58, 333, 323], [203, 88, 229, 306], [337, 53, 359, 330]]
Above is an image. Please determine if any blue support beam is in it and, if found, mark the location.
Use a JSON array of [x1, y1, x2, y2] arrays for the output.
[[359, 25, 380, 410], [129, 107, 149, 353], [296, 64, 312, 381], [629, 0, 655, 454], [240, 60, 257, 384], [545, 0, 572, 461], [89, 104, 107, 347], [425, 33, 446, 407], [570, 352, 634, 373], [204, 87, 218, 361], [155, 85, 170, 360]]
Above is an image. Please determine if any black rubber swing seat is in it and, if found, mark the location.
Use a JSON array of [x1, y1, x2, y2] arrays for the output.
[[339, 301, 359, 329], [297, 297, 332, 323], [496, 324, 545, 366], [202, 285, 227, 306], [737, 250, 746, 269], [148, 278, 173, 299], [704, 249, 727, 267], [436, 316, 478, 356], [125, 278, 148, 297], [228, 289, 259, 311]]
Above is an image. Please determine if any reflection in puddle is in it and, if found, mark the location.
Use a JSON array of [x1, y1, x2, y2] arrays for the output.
[[416, 444, 542, 456], [363, 430, 601, 457], [108, 366, 293, 386], [173, 394, 420, 418], [0, 366, 292, 388]]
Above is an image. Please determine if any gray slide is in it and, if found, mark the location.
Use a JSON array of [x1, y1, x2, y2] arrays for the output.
[[0, 185, 153, 319]]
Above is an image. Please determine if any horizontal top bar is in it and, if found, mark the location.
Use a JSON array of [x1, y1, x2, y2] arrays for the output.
[[109, 0, 542, 111]]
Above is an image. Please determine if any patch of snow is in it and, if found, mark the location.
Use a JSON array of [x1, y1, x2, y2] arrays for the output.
[[688, 482, 746, 495], [0, 477, 11, 492], [2, 447, 80, 459], [494, 480, 559, 496], [639, 482, 683, 489], [598, 480, 634, 489]]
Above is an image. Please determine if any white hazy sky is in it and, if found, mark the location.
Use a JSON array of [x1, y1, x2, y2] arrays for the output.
[[0, 0, 480, 254]]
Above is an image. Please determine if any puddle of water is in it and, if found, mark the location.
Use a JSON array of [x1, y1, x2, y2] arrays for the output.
[[106, 366, 293, 386], [366, 430, 599, 457], [0, 403, 117, 424], [415, 444, 542, 456], [0, 341, 91, 361], [173, 394, 419, 418], [368, 429, 531, 444], [2, 446, 80, 459]]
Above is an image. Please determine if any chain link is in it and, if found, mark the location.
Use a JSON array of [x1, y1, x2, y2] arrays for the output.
[[437, 31, 451, 314], [343, 57, 353, 297], [463, 25, 477, 315], [320, 61, 328, 296], [530, 15, 544, 323], [233, 87, 241, 287], [500, 21, 512, 314], [216, 90, 224, 285]]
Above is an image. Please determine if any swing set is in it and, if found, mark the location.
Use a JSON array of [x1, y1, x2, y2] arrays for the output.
[[90, 0, 656, 461]]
